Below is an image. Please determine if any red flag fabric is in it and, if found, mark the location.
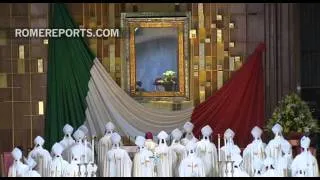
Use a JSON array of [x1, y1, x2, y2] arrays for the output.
[[191, 43, 266, 148]]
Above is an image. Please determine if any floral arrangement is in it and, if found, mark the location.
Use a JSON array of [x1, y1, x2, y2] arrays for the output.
[[154, 70, 177, 86], [265, 93, 319, 136]]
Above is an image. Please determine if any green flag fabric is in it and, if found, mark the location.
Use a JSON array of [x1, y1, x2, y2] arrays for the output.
[[45, 3, 95, 149]]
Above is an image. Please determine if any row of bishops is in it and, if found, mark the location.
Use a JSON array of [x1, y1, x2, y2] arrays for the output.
[[8, 121, 319, 177]]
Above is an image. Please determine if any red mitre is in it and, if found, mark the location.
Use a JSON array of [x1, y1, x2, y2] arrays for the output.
[[145, 132, 153, 140]]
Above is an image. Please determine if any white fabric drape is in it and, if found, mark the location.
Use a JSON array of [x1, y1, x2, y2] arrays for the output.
[[85, 58, 194, 139]]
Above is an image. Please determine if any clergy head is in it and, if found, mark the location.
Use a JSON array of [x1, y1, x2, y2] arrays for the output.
[[73, 129, 85, 143], [171, 128, 183, 143], [251, 126, 263, 140], [51, 142, 64, 157], [63, 124, 74, 138], [24, 157, 37, 170], [105, 122, 115, 135], [34, 136, 45, 147], [78, 125, 89, 136], [12, 147, 23, 162], [183, 122, 194, 134], [201, 125, 213, 141], [263, 157, 275, 170], [300, 136, 311, 151], [71, 147, 81, 163], [157, 131, 168, 145], [111, 133, 122, 148], [185, 141, 197, 156], [145, 132, 153, 140], [135, 136, 146, 150], [271, 123, 283, 137], [224, 128, 235, 145], [253, 159, 264, 175]]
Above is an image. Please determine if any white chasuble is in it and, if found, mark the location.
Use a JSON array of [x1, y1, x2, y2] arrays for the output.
[[181, 134, 199, 146], [170, 141, 187, 177], [28, 147, 52, 177], [145, 139, 157, 153], [97, 133, 112, 176], [104, 147, 132, 177], [69, 141, 93, 164], [60, 136, 75, 163], [291, 151, 319, 177], [133, 147, 155, 177], [196, 139, 218, 177], [154, 144, 176, 177], [243, 140, 266, 176]]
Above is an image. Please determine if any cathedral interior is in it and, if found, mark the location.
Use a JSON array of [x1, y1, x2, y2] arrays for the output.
[[0, 3, 319, 176]]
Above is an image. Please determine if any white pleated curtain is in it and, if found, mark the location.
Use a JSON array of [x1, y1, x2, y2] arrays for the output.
[[85, 58, 194, 140]]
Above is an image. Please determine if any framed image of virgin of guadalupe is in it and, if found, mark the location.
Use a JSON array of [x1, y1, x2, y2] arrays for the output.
[[121, 12, 190, 99]]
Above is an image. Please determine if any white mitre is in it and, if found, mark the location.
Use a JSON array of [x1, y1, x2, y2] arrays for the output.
[[224, 128, 235, 139], [201, 125, 213, 137], [281, 140, 291, 154], [73, 129, 85, 141], [105, 122, 115, 132], [264, 157, 274, 168], [135, 136, 145, 147], [272, 123, 282, 135], [183, 122, 194, 133], [111, 133, 121, 145], [63, 124, 74, 135], [251, 126, 263, 139], [171, 128, 183, 140], [78, 125, 89, 136], [157, 131, 168, 140], [301, 136, 311, 150], [71, 146, 81, 162], [34, 136, 45, 146], [52, 143, 64, 156], [12, 148, 23, 160]]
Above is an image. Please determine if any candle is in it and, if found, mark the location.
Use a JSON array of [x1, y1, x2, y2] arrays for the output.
[[91, 136, 95, 163], [218, 134, 221, 162], [84, 137, 87, 163]]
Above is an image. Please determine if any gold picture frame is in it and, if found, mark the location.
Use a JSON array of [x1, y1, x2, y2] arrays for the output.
[[122, 13, 190, 99]]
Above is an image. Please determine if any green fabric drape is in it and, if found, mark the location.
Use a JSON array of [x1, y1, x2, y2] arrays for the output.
[[45, 3, 95, 149]]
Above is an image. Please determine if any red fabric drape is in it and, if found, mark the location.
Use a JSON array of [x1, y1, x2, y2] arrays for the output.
[[191, 43, 266, 148]]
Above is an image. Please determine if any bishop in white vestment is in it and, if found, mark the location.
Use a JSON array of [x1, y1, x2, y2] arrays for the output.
[[291, 136, 319, 177], [276, 141, 293, 177], [179, 141, 205, 177], [98, 122, 115, 176], [144, 132, 157, 153], [69, 129, 93, 164], [154, 131, 176, 177], [265, 123, 292, 164], [23, 157, 41, 177], [27, 136, 52, 177], [103, 133, 132, 177], [170, 128, 187, 177], [220, 128, 241, 161], [49, 143, 69, 177], [196, 125, 218, 177], [133, 136, 155, 177], [181, 122, 199, 146], [60, 124, 75, 163], [243, 126, 266, 176], [8, 148, 29, 177], [66, 146, 82, 177]]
